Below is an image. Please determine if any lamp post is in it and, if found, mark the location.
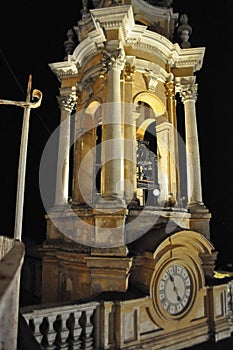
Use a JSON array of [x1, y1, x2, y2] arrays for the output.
[[0, 75, 42, 241]]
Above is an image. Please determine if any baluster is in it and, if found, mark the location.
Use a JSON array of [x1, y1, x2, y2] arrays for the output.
[[40, 317, 49, 349], [48, 314, 59, 350], [67, 311, 82, 350], [73, 311, 82, 350], [41, 314, 57, 350], [81, 309, 95, 350], [30, 316, 44, 344], [59, 313, 70, 349]]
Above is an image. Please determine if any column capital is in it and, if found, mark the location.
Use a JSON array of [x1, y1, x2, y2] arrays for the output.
[[165, 80, 175, 98], [57, 87, 77, 112], [179, 83, 198, 103], [175, 76, 198, 102], [102, 47, 125, 72], [124, 62, 135, 82], [124, 56, 136, 82]]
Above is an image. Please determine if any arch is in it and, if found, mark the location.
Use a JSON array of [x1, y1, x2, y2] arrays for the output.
[[84, 99, 101, 115], [134, 91, 166, 117], [154, 230, 215, 258], [77, 99, 102, 130], [134, 15, 151, 27], [137, 118, 155, 140]]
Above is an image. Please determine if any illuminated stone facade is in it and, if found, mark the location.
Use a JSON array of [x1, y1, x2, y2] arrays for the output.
[[40, 1, 232, 348]]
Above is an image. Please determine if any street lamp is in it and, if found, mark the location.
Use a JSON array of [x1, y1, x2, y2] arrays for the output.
[[0, 75, 42, 241]]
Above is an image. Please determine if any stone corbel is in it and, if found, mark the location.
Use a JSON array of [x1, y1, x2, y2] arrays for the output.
[[143, 70, 160, 91]]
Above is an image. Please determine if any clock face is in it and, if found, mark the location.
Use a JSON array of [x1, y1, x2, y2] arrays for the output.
[[159, 264, 192, 315]]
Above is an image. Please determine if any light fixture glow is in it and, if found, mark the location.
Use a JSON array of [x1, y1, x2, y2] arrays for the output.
[[153, 188, 160, 197]]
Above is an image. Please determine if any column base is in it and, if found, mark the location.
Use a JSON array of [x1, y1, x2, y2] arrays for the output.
[[95, 194, 126, 206], [91, 245, 128, 257], [187, 202, 209, 214], [186, 203, 211, 239], [86, 256, 132, 296], [50, 203, 70, 212], [94, 195, 128, 249]]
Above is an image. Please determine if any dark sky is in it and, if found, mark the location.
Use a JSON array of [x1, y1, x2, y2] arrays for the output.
[[0, 1, 232, 267]]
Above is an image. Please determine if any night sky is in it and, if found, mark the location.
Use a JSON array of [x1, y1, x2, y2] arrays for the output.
[[0, 1, 232, 267]]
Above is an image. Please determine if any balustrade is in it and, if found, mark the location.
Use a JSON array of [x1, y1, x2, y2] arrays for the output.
[[227, 280, 233, 332], [21, 302, 99, 350]]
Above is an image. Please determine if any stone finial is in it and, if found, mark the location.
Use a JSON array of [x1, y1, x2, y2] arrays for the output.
[[177, 14, 192, 48], [82, 0, 88, 14], [64, 29, 76, 60], [111, 0, 119, 6], [145, 0, 173, 8]]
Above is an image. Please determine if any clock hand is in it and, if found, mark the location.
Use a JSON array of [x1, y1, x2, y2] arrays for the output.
[[169, 274, 181, 301]]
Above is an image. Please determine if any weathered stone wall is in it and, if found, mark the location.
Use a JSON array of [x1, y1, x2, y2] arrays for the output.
[[0, 235, 14, 260], [0, 238, 25, 350]]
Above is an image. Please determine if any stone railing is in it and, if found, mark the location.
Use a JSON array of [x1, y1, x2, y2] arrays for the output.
[[227, 279, 233, 332], [0, 237, 25, 350], [20, 301, 100, 349], [0, 235, 14, 260]]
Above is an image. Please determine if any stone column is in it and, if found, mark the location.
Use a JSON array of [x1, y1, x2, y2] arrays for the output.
[[101, 48, 125, 200], [179, 78, 204, 209], [165, 79, 179, 204], [123, 60, 138, 204], [93, 47, 129, 252], [72, 113, 97, 207], [54, 87, 76, 207]]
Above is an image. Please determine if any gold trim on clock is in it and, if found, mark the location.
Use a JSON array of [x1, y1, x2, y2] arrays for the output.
[[152, 259, 197, 320]]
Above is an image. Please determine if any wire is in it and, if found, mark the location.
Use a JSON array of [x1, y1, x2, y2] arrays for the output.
[[0, 48, 25, 96], [0, 47, 52, 135]]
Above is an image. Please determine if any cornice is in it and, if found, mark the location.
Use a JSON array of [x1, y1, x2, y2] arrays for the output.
[[171, 47, 206, 71], [49, 60, 79, 81], [49, 5, 205, 81], [132, 0, 178, 20], [90, 5, 135, 42]]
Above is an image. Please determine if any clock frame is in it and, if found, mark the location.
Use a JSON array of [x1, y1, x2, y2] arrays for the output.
[[158, 264, 192, 315], [153, 259, 197, 320]]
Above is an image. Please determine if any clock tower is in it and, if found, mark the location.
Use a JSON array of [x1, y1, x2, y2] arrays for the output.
[[39, 0, 232, 348]]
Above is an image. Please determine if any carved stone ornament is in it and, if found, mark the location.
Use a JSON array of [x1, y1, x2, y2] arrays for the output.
[[81, 0, 88, 14], [144, 0, 173, 8], [64, 29, 76, 60], [57, 92, 77, 112], [143, 70, 160, 91], [165, 80, 175, 98], [124, 62, 135, 81], [92, 0, 105, 8], [82, 77, 95, 98], [179, 84, 198, 103], [101, 48, 125, 72], [177, 14, 192, 49]]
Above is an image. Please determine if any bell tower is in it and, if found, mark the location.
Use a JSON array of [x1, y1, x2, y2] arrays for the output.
[[39, 2, 232, 347], [40, 0, 212, 301]]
